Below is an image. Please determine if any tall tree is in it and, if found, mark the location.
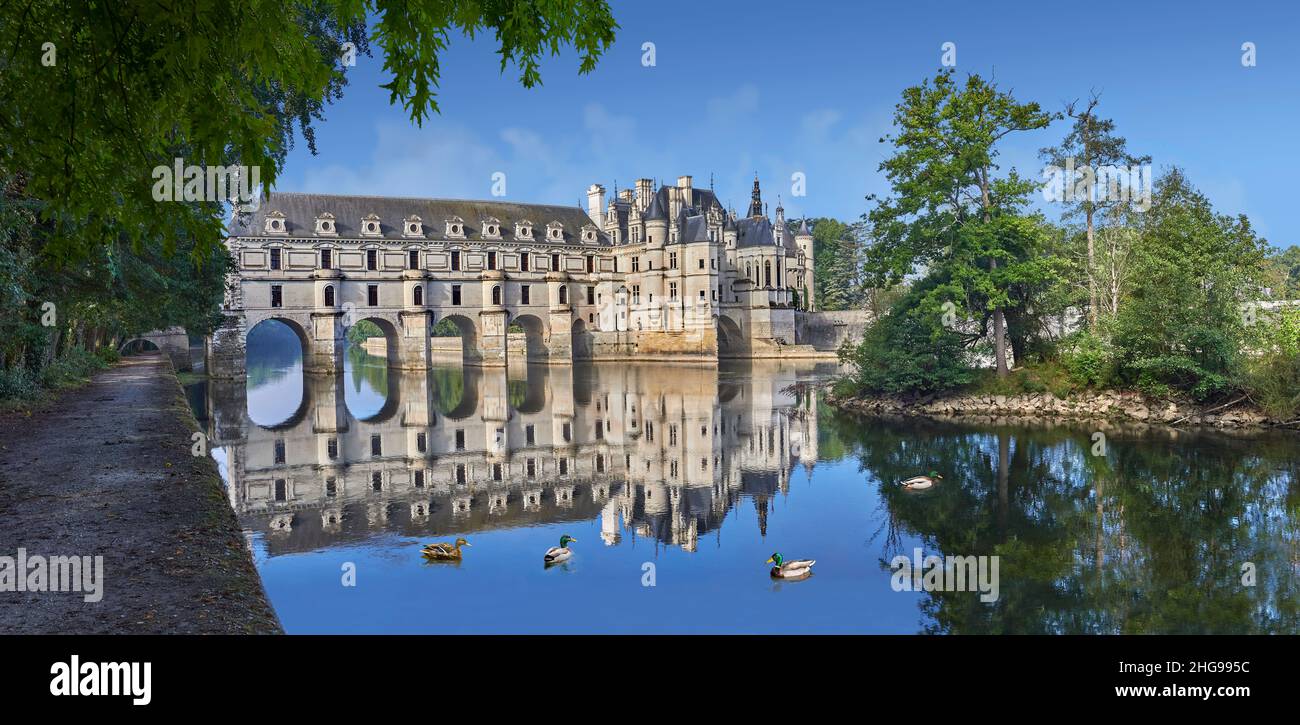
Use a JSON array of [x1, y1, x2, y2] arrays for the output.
[[1111, 168, 1268, 400], [1039, 93, 1148, 332], [865, 69, 1055, 376], [0, 0, 618, 263]]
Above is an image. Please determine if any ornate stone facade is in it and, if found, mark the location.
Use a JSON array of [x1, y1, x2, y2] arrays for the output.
[[207, 175, 815, 378]]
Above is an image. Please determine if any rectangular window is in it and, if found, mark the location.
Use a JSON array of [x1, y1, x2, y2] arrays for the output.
[[414, 470, 424, 488], [455, 429, 465, 451], [367, 249, 377, 270], [526, 458, 536, 478], [451, 285, 462, 305], [669, 282, 678, 300], [488, 251, 497, 270], [521, 285, 531, 305], [562, 422, 571, 442], [669, 252, 677, 269], [632, 257, 640, 272], [273, 439, 285, 464], [455, 464, 466, 485], [274, 479, 286, 501], [371, 472, 382, 491], [327, 438, 338, 460], [270, 285, 282, 308], [551, 253, 560, 271], [270, 248, 281, 270], [492, 463, 502, 481], [559, 458, 568, 475], [321, 249, 332, 269], [408, 250, 419, 270], [326, 478, 336, 497], [367, 284, 378, 306], [632, 285, 640, 304], [416, 432, 427, 453], [526, 424, 535, 446], [586, 286, 595, 305], [451, 251, 461, 271], [698, 258, 705, 269], [370, 435, 382, 457], [520, 254, 529, 271], [586, 256, 594, 273]]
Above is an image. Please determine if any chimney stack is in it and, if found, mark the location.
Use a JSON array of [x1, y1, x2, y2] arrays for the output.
[[635, 178, 654, 212], [586, 184, 606, 227], [677, 175, 693, 206]]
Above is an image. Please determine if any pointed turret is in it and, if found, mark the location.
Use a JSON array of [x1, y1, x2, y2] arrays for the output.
[[747, 175, 763, 218]]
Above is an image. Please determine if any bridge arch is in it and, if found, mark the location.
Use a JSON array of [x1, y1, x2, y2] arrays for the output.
[[436, 313, 481, 365], [509, 312, 549, 363], [244, 317, 310, 428], [717, 315, 748, 357]]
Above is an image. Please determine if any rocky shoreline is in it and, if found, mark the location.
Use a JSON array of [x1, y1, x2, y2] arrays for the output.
[[825, 387, 1297, 431]]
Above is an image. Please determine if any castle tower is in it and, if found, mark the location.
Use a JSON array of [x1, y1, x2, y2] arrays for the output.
[[795, 217, 815, 311], [746, 176, 763, 218]]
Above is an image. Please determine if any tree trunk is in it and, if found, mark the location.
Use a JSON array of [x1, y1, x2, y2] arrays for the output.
[[1086, 205, 1097, 332], [982, 167, 1010, 376]]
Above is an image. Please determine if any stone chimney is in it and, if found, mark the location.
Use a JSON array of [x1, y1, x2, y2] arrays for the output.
[[586, 184, 606, 228], [677, 175, 693, 206], [635, 178, 654, 212]]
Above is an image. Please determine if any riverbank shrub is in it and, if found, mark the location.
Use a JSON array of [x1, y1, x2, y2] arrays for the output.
[[1245, 306, 1300, 420], [1059, 331, 1115, 388], [841, 287, 973, 395]]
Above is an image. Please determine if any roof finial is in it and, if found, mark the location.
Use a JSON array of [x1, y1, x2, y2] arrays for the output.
[[747, 175, 763, 218]]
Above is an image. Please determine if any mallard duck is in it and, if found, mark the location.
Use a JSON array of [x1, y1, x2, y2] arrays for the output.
[[544, 535, 576, 565], [766, 552, 815, 579], [422, 537, 471, 560], [901, 471, 943, 491]]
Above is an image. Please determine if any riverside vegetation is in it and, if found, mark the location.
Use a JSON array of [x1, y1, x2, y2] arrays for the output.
[[829, 70, 1300, 428]]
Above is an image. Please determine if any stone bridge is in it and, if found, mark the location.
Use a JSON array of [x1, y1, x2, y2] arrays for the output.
[[119, 327, 192, 371]]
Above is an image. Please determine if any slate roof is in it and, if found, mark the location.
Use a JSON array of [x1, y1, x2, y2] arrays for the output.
[[734, 215, 801, 251], [229, 192, 609, 245]]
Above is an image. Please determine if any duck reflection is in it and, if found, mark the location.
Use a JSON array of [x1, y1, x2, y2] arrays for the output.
[[204, 360, 836, 556]]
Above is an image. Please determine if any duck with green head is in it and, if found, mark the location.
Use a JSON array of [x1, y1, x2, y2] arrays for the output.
[[422, 537, 471, 560], [766, 552, 815, 579], [544, 535, 577, 565], [900, 471, 943, 491]]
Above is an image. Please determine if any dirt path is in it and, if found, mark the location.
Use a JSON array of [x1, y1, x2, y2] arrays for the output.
[[0, 354, 281, 633]]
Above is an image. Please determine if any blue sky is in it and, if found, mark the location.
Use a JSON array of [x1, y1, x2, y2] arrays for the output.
[[276, 0, 1300, 247]]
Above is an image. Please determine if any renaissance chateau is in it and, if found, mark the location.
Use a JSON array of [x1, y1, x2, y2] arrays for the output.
[[208, 174, 862, 378]]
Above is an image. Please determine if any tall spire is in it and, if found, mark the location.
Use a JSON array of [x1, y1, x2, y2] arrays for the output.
[[747, 174, 763, 218]]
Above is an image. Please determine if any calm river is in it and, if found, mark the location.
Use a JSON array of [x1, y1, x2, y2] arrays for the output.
[[185, 327, 1300, 634]]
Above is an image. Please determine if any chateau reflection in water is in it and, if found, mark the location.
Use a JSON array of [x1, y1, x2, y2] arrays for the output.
[[203, 361, 836, 555]]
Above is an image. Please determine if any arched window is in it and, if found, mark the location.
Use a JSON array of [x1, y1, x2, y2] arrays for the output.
[[559, 286, 568, 305], [324, 285, 335, 307], [764, 260, 772, 287], [413, 285, 423, 306], [492, 285, 501, 306]]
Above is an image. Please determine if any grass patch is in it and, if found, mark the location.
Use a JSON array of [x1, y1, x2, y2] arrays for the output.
[[964, 361, 1078, 399]]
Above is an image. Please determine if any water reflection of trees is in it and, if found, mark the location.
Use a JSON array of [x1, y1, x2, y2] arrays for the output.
[[831, 412, 1300, 633]]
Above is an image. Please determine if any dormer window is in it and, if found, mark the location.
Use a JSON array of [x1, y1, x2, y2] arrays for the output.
[[360, 213, 382, 237], [581, 224, 599, 245], [515, 220, 534, 240], [265, 210, 287, 235], [314, 212, 337, 236], [403, 215, 423, 238], [546, 221, 564, 241], [481, 217, 501, 239], [445, 216, 465, 238]]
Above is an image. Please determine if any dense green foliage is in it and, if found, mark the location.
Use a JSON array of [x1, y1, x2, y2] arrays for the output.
[[862, 69, 1057, 377], [843, 70, 1297, 416], [803, 217, 866, 311], [0, 0, 618, 404], [0, 0, 617, 262]]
